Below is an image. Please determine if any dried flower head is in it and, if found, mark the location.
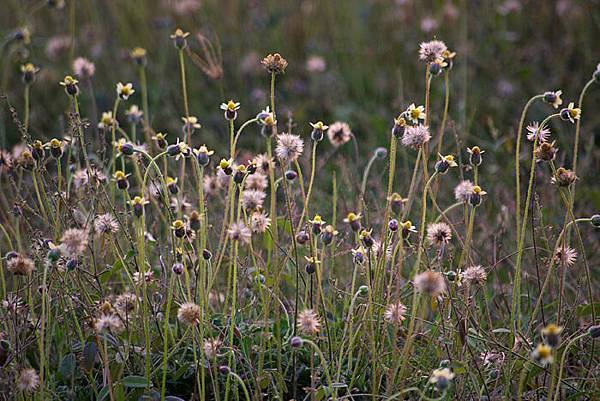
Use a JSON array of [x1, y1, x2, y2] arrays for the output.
[[461, 265, 487, 286], [241, 189, 266, 211], [526, 121, 551, 143], [384, 302, 407, 324], [261, 53, 288, 74], [297, 309, 320, 335], [94, 213, 119, 235], [426, 222, 452, 247], [535, 141, 558, 162], [94, 314, 124, 333], [275, 133, 304, 162], [250, 211, 271, 233], [60, 228, 89, 257], [177, 302, 201, 325], [245, 172, 268, 191], [553, 246, 577, 267], [454, 180, 474, 203], [419, 40, 447, 63], [203, 338, 223, 359], [228, 221, 251, 244], [402, 125, 431, 149], [414, 270, 446, 297], [18, 368, 40, 393], [114, 293, 138, 315], [327, 121, 352, 147], [551, 167, 577, 187], [7, 254, 35, 276]]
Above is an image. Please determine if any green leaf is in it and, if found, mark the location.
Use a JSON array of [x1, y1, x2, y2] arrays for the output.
[[81, 341, 97, 371], [575, 303, 600, 317], [58, 353, 76, 381], [122, 375, 151, 388], [492, 328, 511, 334]]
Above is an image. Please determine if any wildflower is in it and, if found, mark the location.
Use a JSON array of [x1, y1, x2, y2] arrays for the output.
[[541, 324, 563, 347], [250, 211, 271, 233], [327, 121, 352, 147], [72, 57, 95, 79], [419, 40, 447, 63], [359, 228, 374, 248], [130, 47, 147, 67], [426, 222, 452, 247], [429, 368, 455, 391], [94, 314, 124, 333], [113, 170, 130, 190], [129, 196, 149, 217], [233, 164, 248, 184], [261, 53, 288, 74], [60, 228, 88, 257], [182, 116, 201, 133], [435, 154, 458, 174], [454, 180, 474, 203], [6, 254, 35, 276], [94, 213, 119, 235], [257, 106, 277, 128], [461, 265, 487, 286], [20, 63, 39, 84], [543, 90, 563, 109], [406, 103, 426, 124], [172, 219, 186, 238], [414, 270, 446, 297], [469, 185, 487, 207], [254, 154, 273, 174], [526, 121, 551, 142], [388, 193, 408, 214], [220, 100, 240, 120], [321, 225, 338, 245], [551, 167, 577, 187], [16, 148, 35, 169], [388, 218, 399, 232], [560, 102, 581, 123], [125, 105, 143, 124], [203, 338, 222, 359], [166, 176, 179, 195], [384, 302, 407, 324], [132, 271, 153, 284], [167, 139, 192, 160], [245, 172, 268, 191], [310, 121, 328, 141], [297, 309, 320, 335], [309, 214, 325, 234], [392, 116, 407, 139], [98, 111, 115, 130], [170, 28, 190, 49], [290, 336, 304, 348], [46, 138, 64, 159], [177, 302, 201, 325], [400, 220, 417, 238], [535, 141, 558, 162], [532, 343, 553, 367], [296, 230, 310, 245], [116, 82, 134, 100], [351, 246, 366, 265], [228, 221, 251, 244], [466, 146, 484, 166], [441, 48, 457, 70], [343, 212, 362, 232], [275, 133, 304, 162], [429, 57, 447, 76], [285, 169, 297, 180], [241, 189, 266, 211], [59, 75, 79, 96], [402, 125, 431, 149], [17, 368, 40, 393], [304, 255, 319, 273], [553, 246, 577, 267], [31, 140, 45, 160]]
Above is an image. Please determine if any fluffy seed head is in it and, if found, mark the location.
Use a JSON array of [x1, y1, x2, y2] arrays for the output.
[[275, 133, 304, 162], [384, 302, 407, 324], [18, 368, 40, 393], [7, 254, 35, 276], [60, 228, 89, 257], [241, 189, 266, 211], [297, 309, 321, 335], [426, 222, 452, 247], [203, 338, 222, 359], [461, 265, 487, 286], [94, 213, 120, 235], [250, 211, 271, 233], [414, 270, 446, 297], [419, 40, 447, 63], [245, 173, 268, 191], [228, 221, 252, 244], [327, 121, 352, 147], [94, 314, 124, 333], [401, 125, 431, 149], [177, 302, 201, 325], [454, 180, 474, 203], [553, 246, 577, 267]]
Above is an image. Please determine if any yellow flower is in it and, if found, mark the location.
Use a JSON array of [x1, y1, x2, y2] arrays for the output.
[[116, 82, 135, 100]]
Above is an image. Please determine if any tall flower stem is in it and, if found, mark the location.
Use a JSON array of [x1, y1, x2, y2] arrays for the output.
[[139, 65, 151, 144], [514, 94, 543, 247], [297, 140, 318, 231], [23, 84, 30, 133], [511, 113, 559, 342], [160, 273, 176, 401], [552, 332, 587, 401]]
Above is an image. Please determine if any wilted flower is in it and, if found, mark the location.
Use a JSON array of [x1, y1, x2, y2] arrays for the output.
[[297, 309, 320, 335], [414, 270, 446, 297], [384, 302, 407, 324], [402, 125, 430, 149], [275, 133, 304, 162], [228, 221, 251, 244], [17, 368, 40, 393], [454, 180, 474, 203], [177, 302, 201, 325], [553, 246, 577, 267], [426, 222, 452, 247], [461, 265, 487, 286], [327, 121, 352, 147], [551, 167, 577, 187], [526, 122, 551, 142], [60, 228, 89, 257], [261, 53, 288, 74], [419, 40, 447, 63], [7, 254, 35, 276], [535, 141, 558, 162]]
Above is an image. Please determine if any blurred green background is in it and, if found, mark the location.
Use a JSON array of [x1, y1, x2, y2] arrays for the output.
[[1, 0, 599, 210]]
